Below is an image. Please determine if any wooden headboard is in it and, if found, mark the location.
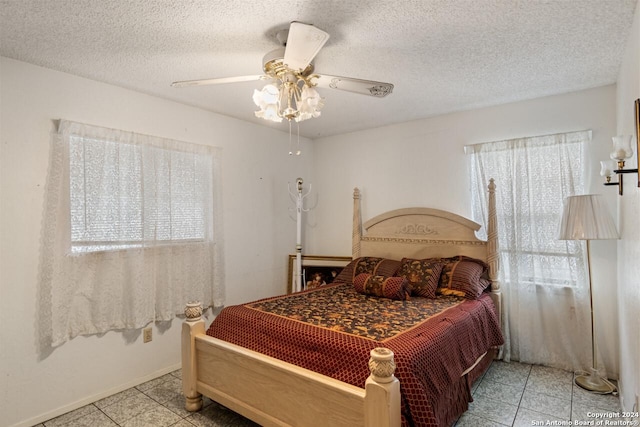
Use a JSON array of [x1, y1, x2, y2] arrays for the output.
[[351, 179, 501, 322]]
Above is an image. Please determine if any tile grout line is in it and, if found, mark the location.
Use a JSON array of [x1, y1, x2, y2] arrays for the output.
[[511, 363, 533, 426], [95, 403, 119, 427]]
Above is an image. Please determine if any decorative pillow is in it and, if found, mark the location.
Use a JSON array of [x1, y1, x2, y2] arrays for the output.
[[334, 257, 400, 283], [396, 258, 443, 298], [353, 273, 411, 301], [438, 255, 490, 299]]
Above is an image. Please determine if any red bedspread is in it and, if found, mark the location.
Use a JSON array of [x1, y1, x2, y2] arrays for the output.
[[206, 283, 503, 427]]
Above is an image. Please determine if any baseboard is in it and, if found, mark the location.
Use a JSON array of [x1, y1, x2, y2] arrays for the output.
[[9, 362, 181, 427]]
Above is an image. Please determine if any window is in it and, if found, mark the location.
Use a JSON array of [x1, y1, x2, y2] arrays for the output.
[[69, 135, 212, 253], [465, 130, 593, 371], [466, 130, 589, 289], [38, 120, 224, 348]]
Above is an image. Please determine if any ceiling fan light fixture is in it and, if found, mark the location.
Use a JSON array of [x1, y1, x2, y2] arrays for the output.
[[253, 84, 283, 122], [296, 84, 324, 122], [253, 76, 324, 124]]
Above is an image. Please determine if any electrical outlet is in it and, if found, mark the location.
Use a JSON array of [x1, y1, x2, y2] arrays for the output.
[[143, 327, 152, 343]]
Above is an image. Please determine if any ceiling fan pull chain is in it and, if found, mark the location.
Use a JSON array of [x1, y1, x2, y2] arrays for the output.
[[296, 121, 301, 156], [288, 120, 293, 155]]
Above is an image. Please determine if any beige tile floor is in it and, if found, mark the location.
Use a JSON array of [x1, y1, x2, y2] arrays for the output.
[[36, 361, 632, 427]]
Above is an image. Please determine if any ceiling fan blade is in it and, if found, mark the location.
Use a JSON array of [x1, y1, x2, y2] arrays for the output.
[[171, 75, 265, 88], [314, 74, 394, 97], [283, 22, 330, 72]]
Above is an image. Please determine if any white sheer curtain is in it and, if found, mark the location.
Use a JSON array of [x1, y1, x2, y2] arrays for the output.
[[38, 120, 224, 349], [466, 130, 592, 372]]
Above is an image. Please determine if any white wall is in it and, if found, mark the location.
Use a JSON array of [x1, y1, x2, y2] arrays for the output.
[[309, 85, 620, 377], [615, 0, 640, 412], [0, 57, 314, 427]]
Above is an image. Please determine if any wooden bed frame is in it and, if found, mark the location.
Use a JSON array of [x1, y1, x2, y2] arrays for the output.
[[182, 179, 501, 427]]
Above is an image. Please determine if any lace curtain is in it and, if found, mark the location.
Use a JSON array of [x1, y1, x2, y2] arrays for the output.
[[38, 120, 224, 349], [466, 130, 593, 372]]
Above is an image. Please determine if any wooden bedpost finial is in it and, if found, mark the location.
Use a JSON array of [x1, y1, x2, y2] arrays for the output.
[[365, 347, 401, 426], [368, 348, 396, 384], [185, 302, 203, 322]]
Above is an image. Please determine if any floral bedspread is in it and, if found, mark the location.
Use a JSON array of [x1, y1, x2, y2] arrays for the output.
[[206, 283, 503, 427], [247, 283, 464, 341]]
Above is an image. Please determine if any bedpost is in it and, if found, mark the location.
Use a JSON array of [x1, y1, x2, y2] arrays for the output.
[[182, 302, 205, 412], [487, 179, 499, 292], [487, 179, 502, 347], [364, 348, 401, 427], [353, 187, 362, 258]]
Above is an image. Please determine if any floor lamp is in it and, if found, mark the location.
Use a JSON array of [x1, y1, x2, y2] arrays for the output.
[[558, 194, 619, 394]]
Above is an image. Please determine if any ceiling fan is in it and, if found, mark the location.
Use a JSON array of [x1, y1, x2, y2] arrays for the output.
[[171, 22, 394, 124]]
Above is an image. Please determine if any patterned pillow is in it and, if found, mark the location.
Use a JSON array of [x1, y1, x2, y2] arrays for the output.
[[353, 273, 411, 301], [334, 257, 400, 283], [396, 258, 443, 298], [438, 255, 490, 299]]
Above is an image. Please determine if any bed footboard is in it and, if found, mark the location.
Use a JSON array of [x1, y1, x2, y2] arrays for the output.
[[182, 303, 401, 427]]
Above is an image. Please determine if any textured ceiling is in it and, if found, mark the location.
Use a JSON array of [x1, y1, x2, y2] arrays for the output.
[[0, 0, 637, 139]]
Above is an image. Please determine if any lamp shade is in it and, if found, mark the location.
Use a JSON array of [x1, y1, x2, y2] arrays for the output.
[[558, 195, 619, 240]]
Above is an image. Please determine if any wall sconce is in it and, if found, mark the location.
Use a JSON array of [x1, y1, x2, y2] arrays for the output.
[[600, 135, 638, 195], [602, 99, 640, 195]]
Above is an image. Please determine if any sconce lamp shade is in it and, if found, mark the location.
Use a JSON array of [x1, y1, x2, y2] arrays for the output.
[[558, 195, 619, 241]]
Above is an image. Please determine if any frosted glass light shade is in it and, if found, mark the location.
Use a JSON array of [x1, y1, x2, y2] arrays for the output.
[[558, 195, 619, 240], [253, 84, 283, 123], [599, 160, 616, 177], [610, 135, 634, 161], [296, 85, 324, 122], [253, 84, 279, 105]]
